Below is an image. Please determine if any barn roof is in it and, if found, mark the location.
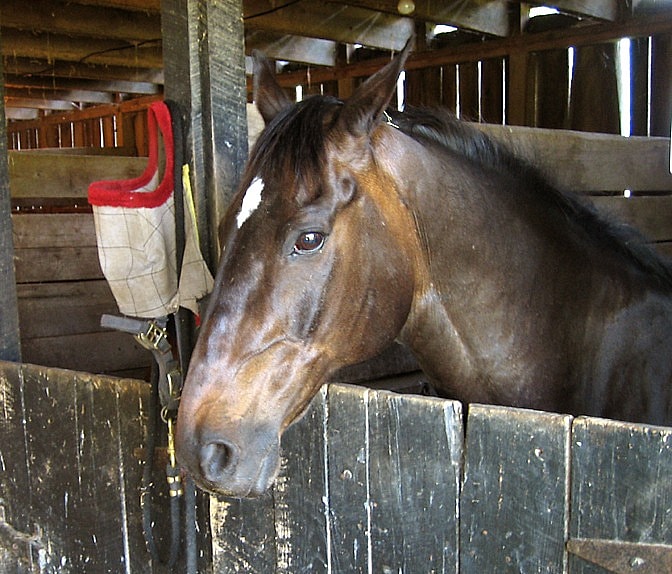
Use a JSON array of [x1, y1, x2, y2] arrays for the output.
[[1, 0, 671, 121]]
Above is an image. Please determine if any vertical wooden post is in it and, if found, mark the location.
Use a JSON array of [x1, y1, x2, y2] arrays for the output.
[[506, 4, 529, 126], [0, 34, 22, 362], [650, 32, 672, 138], [160, 3, 247, 570], [161, 0, 248, 268], [507, 51, 529, 126]]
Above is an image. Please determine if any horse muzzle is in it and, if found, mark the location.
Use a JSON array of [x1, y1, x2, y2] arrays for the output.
[[176, 414, 281, 498]]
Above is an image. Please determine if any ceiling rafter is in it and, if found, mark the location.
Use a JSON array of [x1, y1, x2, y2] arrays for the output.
[[1, 0, 671, 121]]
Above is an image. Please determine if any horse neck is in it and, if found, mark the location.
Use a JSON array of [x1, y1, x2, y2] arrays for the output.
[[373, 126, 642, 407]]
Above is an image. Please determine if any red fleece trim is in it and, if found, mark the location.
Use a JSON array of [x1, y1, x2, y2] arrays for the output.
[[88, 101, 174, 208]]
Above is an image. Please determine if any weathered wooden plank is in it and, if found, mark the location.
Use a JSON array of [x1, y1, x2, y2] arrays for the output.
[[274, 385, 329, 573], [11, 213, 96, 249], [0, 55, 21, 362], [8, 152, 146, 199], [312, 0, 512, 37], [325, 384, 463, 573], [162, 0, 248, 268], [569, 417, 672, 573], [72, 372, 134, 571], [460, 404, 572, 573], [17, 280, 118, 339], [210, 495, 276, 573], [211, 386, 329, 573], [103, 372, 153, 573], [323, 384, 369, 572], [14, 364, 126, 571], [590, 195, 672, 242], [477, 125, 672, 193], [366, 390, 462, 573], [20, 331, 151, 375], [14, 246, 102, 283], [244, 0, 414, 52], [550, 0, 618, 20], [245, 32, 336, 67], [0, 363, 32, 570], [0, 362, 161, 572]]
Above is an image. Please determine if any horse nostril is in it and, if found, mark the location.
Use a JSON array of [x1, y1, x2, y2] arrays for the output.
[[200, 440, 236, 481]]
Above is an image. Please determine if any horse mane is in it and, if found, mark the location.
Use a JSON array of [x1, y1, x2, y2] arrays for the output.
[[250, 95, 672, 290], [389, 106, 672, 291]]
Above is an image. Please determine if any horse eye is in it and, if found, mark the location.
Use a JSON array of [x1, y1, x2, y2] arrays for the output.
[[293, 231, 325, 255]]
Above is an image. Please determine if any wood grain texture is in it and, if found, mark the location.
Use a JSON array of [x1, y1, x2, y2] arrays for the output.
[[0, 362, 149, 572], [460, 404, 572, 573], [0, 57, 21, 362], [211, 384, 463, 573], [0, 361, 207, 573], [8, 153, 147, 199], [569, 417, 672, 573]]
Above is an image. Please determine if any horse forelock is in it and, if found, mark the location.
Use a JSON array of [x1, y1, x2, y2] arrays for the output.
[[246, 95, 343, 206]]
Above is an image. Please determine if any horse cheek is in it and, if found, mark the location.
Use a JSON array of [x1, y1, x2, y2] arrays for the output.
[[332, 244, 413, 364]]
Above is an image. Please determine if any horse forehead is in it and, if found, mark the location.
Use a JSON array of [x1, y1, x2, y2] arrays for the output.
[[236, 176, 265, 229]]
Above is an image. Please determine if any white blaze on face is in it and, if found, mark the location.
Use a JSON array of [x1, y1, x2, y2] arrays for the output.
[[236, 176, 264, 229]]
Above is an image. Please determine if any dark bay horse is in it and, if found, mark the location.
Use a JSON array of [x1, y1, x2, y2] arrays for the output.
[[176, 43, 672, 497]]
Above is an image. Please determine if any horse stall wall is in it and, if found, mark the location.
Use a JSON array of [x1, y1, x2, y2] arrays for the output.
[[0, 360, 204, 573], [209, 382, 672, 574], [9, 147, 154, 379]]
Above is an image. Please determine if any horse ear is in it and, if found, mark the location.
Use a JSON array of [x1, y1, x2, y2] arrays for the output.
[[253, 52, 292, 125], [337, 38, 413, 137]]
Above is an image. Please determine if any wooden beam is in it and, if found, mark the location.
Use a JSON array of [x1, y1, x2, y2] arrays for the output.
[[0, 28, 162, 69], [328, 0, 512, 36], [245, 0, 414, 51], [5, 87, 116, 105], [245, 31, 337, 66], [62, 0, 160, 11], [6, 93, 159, 130], [5, 74, 161, 96], [549, 0, 619, 21], [270, 12, 672, 87], [4, 107, 39, 121], [0, 42, 21, 361], [4, 97, 77, 111], [475, 124, 672, 193], [8, 153, 147, 199], [0, 0, 161, 42], [3, 58, 164, 84]]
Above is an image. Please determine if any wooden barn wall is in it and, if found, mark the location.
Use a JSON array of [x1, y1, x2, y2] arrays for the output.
[[0, 48, 21, 362], [397, 29, 671, 136], [4, 363, 671, 573], [0, 360, 210, 573], [6, 95, 160, 154], [209, 381, 672, 573], [9, 152, 153, 379], [289, 27, 672, 139]]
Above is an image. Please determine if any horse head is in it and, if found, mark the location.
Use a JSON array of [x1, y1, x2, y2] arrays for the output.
[[175, 42, 417, 497]]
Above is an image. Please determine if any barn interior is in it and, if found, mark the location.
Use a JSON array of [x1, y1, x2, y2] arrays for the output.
[[1, 3, 672, 573], [2, 1, 672, 379]]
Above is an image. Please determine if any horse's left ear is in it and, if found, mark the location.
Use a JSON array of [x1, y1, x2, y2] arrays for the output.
[[253, 51, 293, 125], [337, 38, 413, 137]]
